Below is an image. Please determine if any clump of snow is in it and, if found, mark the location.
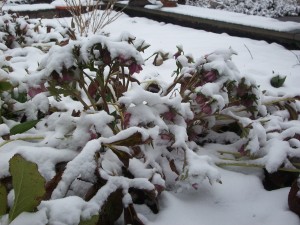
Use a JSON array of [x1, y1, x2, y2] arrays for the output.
[[38, 196, 99, 225], [0, 123, 9, 136]]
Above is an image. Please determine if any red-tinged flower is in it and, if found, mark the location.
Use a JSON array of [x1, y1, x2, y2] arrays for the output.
[[238, 144, 247, 156], [51, 69, 74, 84], [160, 133, 173, 141], [162, 110, 176, 121], [116, 54, 127, 64], [241, 98, 254, 107], [129, 63, 143, 74], [195, 94, 207, 106], [154, 184, 165, 194], [28, 83, 47, 98], [202, 103, 212, 115], [61, 73, 73, 82], [89, 130, 98, 140], [123, 112, 131, 128], [203, 70, 218, 82], [173, 51, 181, 59]]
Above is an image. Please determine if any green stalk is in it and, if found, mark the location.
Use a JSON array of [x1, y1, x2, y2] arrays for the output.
[[78, 72, 97, 110], [0, 136, 44, 149], [217, 162, 300, 173], [263, 97, 300, 106]]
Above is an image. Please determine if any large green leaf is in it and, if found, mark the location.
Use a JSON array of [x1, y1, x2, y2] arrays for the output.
[[0, 182, 7, 217], [0, 81, 13, 92], [10, 120, 39, 135], [78, 214, 99, 225], [9, 154, 46, 222], [99, 188, 123, 225]]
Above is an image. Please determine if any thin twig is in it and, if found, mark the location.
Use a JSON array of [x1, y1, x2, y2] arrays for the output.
[[244, 44, 253, 60], [289, 50, 300, 67]]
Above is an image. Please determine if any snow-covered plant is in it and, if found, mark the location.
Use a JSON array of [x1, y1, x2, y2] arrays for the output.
[[65, 0, 123, 36], [0, 18, 300, 224], [0, 14, 72, 49]]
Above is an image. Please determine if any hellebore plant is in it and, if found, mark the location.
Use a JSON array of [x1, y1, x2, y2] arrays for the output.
[[0, 14, 300, 225]]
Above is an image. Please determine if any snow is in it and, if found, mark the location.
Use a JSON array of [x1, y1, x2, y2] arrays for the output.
[[144, 3, 300, 32], [0, 4, 300, 225], [0, 124, 9, 136], [148, 169, 299, 225], [38, 196, 99, 225], [0, 141, 77, 180], [3, 4, 55, 12]]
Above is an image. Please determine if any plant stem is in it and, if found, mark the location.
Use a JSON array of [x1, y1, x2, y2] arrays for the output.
[[263, 96, 300, 106], [217, 162, 300, 173], [0, 136, 44, 148]]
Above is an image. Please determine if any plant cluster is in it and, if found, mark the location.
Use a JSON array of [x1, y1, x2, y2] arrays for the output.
[[0, 14, 300, 224]]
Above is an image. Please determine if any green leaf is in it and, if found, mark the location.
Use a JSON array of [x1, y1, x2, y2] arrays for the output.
[[11, 92, 27, 103], [0, 81, 13, 92], [99, 189, 123, 224], [10, 120, 39, 135], [270, 75, 286, 88], [285, 103, 298, 120], [0, 182, 8, 217], [9, 154, 46, 222], [79, 214, 99, 225]]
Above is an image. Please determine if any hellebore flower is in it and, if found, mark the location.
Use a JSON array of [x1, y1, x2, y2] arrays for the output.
[[129, 63, 143, 74], [28, 83, 47, 98]]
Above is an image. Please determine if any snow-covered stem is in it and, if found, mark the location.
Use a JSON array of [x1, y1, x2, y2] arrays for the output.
[[0, 136, 44, 148], [263, 96, 300, 105], [217, 162, 300, 173]]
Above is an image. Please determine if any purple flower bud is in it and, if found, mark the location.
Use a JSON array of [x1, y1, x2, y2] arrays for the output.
[[28, 83, 47, 98], [162, 110, 176, 121], [129, 63, 143, 74], [124, 112, 131, 128], [203, 70, 217, 82], [241, 98, 254, 107], [173, 51, 181, 59], [195, 95, 207, 106], [202, 104, 212, 115]]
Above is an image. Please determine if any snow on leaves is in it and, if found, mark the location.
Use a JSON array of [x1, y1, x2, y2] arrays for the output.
[[0, 14, 300, 225]]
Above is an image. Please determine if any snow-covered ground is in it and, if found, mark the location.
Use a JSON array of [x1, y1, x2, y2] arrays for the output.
[[186, 0, 300, 18], [102, 11, 300, 96], [1, 5, 300, 225]]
